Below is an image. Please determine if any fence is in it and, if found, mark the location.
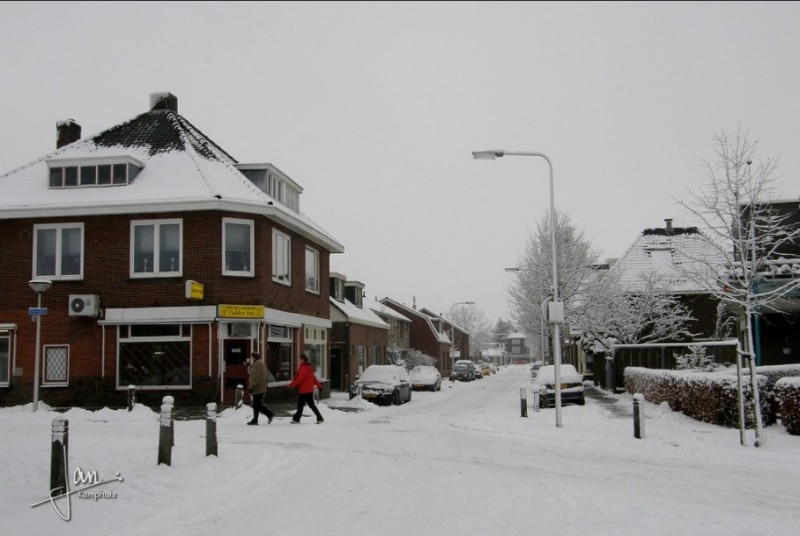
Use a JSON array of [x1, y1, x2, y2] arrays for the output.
[[595, 340, 740, 391]]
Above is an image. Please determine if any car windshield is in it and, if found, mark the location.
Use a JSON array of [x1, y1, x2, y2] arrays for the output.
[[454, 364, 470, 371], [359, 366, 399, 382]]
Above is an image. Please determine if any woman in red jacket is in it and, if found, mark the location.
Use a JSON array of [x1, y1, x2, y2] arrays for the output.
[[288, 353, 324, 424]]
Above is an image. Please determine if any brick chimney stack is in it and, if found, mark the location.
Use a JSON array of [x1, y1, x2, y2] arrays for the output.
[[665, 218, 674, 235], [149, 92, 178, 113], [56, 119, 81, 149]]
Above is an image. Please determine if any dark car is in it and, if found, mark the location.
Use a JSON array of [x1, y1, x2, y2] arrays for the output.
[[449, 360, 476, 382], [532, 364, 585, 407], [350, 365, 412, 405]]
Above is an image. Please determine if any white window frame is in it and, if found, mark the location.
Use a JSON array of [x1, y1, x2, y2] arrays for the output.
[[272, 229, 291, 285], [223, 218, 254, 277], [0, 329, 12, 387], [305, 247, 320, 294], [42, 344, 69, 386], [33, 223, 84, 280], [130, 219, 183, 278]]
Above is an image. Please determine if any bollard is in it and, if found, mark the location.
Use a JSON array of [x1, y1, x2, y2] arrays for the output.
[[540, 385, 548, 409], [163, 396, 175, 447], [633, 393, 645, 439], [520, 386, 528, 418], [50, 417, 69, 498], [235, 384, 244, 409], [127, 385, 136, 411], [206, 403, 218, 457], [157, 403, 172, 466], [532, 386, 540, 412]]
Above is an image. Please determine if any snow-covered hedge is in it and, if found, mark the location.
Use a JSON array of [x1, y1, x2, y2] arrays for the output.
[[775, 377, 800, 435], [624, 367, 769, 428]]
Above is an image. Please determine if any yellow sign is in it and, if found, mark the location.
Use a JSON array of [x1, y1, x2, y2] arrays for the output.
[[185, 280, 205, 300], [218, 304, 264, 319]]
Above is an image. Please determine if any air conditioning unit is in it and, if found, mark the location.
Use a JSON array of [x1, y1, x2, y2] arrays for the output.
[[69, 294, 100, 317]]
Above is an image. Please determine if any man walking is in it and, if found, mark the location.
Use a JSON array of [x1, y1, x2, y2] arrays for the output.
[[288, 353, 324, 424], [247, 351, 274, 425]]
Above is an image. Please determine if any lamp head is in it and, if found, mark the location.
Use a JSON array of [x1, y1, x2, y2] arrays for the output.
[[472, 150, 504, 160], [28, 279, 52, 294]]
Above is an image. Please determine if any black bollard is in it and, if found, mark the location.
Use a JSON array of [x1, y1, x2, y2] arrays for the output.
[[520, 386, 528, 418], [235, 384, 244, 409], [127, 385, 136, 411], [206, 403, 218, 457], [50, 417, 69, 498], [157, 403, 172, 466], [633, 393, 645, 439], [162, 396, 175, 447]]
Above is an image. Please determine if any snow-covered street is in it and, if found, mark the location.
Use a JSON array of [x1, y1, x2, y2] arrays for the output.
[[2, 364, 798, 536]]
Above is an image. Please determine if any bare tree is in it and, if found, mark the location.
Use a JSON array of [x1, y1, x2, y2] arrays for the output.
[[578, 271, 696, 354], [677, 126, 800, 446], [447, 304, 492, 358], [507, 209, 599, 350]]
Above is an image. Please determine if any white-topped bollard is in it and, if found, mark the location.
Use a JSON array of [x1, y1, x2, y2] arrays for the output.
[[157, 403, 172, 466], [50, 417, 69, 498], [206, 403, 218, 457], [633, 393, 645, 439], [127, 385, 137, 411], [235, 385, 244, 409], [163, 396, 175, 446], [520, 386, 528, 418]]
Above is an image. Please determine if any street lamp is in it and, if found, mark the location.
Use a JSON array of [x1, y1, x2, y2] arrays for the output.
[[474, 149, 564, 427], [450, 301, 474, 369], [29, 278, 52, 412], [505, 267, 547, 365]]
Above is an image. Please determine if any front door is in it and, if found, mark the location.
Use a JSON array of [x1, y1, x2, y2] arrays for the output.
[[330, 348, 342, 391], [223, 339, 250, 405]]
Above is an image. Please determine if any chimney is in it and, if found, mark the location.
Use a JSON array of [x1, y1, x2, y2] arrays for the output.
[[56, 119, 81, 149], [665, 218, 674, 235], [149, 92, 178, 113]]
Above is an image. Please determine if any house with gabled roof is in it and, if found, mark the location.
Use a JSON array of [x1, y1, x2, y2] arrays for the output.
[[379, 298, 452, 375], [370, 300, 412, 360], [0, 92, 343, 408], [419, 307, 471, 364], [328, 273, 389, 391]]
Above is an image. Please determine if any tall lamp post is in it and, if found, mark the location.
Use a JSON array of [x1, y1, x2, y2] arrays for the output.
[[29, 279, 52, 412], [474, 150, 564, 427], [450, 301, 475, 369]]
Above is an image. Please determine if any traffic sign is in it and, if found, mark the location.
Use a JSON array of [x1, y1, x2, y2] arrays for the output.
[[28, 307, 48, 316]]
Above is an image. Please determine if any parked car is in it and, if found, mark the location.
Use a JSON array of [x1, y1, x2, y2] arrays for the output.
[[532, 364, 585, 407], [479, 362, 492, 376], [486, 363, 497, 375], [409, 365, 442, 391], [473, 364, 484, 379], [449, 360, 476, 382], [530, 361, 544, 379], [351, 365, 412, 405]]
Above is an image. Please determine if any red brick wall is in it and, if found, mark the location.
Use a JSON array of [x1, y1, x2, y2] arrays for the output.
[[0, 210, 333, 407]]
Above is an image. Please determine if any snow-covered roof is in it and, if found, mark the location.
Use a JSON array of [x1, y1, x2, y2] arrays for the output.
[[369, 301, 412, 323], [0, 94, 343, 253], [330, 297, 389, 330], [610, 223, 724, 294], [380, 297, 451, 344]]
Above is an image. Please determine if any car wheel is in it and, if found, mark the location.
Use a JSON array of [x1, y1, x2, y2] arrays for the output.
[[577, 395, 586, 406]]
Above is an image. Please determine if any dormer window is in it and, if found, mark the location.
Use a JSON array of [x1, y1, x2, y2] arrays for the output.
[[47, 156, 144, 188]]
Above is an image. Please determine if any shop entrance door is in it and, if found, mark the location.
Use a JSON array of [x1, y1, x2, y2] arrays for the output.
[[223, 339, 250, 405]]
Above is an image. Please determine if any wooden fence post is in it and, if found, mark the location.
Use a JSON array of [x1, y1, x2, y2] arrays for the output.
[[206, 403, 218, 457], [50, 417, 69, 498]]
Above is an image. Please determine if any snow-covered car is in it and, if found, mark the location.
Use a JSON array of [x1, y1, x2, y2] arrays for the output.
[[350, 365, 412, 405], [473, 364, 484, 379], [479, 362, 492, 376], [408, 365, 441, 391], [530, 361, 544, 379], [532, 364, 585, 407], [449, 360, 476, 382]]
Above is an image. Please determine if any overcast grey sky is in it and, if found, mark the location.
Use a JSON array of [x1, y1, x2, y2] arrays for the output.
[[2, 1, 799, 324]]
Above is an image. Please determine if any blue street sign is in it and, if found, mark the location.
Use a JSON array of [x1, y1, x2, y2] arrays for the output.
[[28, 307, 48, 316]]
